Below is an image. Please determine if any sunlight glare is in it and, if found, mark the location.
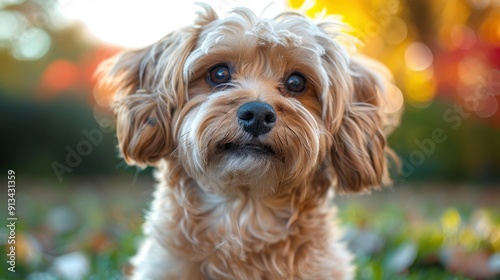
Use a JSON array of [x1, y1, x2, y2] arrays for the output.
[[58, 0, 198, 48], [58, 0, 285, 48]]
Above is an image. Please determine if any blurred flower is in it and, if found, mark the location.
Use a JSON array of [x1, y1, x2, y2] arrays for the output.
[[491, 228, 500, 251], [344, 226, 385, 257], [45, 206, 79, 234], [471, 209, 494, 239], [89, 231, 115, 253], [441, 246, 500, 279], [490, 253, 500, 273], [385, 241, 418, 273], [16, 233, 43, 267], [441, 208, 462, 243], [52, 251, 90, 280]]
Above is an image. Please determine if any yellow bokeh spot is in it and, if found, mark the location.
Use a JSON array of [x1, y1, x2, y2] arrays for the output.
[[287, 0, 377, 32], [460, 227, 480, 251], [438, 0, 471, 26], [491, 228, 500, 252], [404, 67, 437, 104], [289, 0, 306, 9], [383, 16, 408, 45], [442, 208, 462, 236], [479, 11, 500, 45], [438, 25, 455, 50], [14, 233, 41, 265]]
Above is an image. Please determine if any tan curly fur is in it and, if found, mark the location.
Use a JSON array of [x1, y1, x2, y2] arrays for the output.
[[96, 3, 401, 279]]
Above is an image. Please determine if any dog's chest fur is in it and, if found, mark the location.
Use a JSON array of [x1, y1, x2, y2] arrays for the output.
[[144, 169, 346, 279]]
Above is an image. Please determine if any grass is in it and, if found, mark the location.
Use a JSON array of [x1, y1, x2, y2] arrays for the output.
[[1, 178, 499, 280]]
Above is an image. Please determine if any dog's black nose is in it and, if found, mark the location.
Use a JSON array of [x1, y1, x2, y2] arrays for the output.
[[237, 101, 276, 137]]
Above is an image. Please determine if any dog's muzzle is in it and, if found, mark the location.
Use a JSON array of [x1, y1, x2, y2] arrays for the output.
[[237, 101, 276, 137]]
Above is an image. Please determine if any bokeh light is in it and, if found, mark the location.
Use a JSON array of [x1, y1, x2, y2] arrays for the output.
[[457, 56, 486, 86], [405, 42, 434, 71], [404, 67, 437, 105], [382, 84, 404, 114], [467, 0, 491, 9], [0, 0, 56, 61], [0, 10, 21, 40], [383, 16, 408, 45], [11, 27, 51, 60], [451, 24, 477, 50], [40, 59, 80, 94]]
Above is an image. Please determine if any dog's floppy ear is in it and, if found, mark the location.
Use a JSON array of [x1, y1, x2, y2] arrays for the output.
[[326, 56, 398, 193], [96, 5, 218, 167]]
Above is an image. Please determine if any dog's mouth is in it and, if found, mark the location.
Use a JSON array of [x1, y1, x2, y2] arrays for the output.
[[221, 142, 275, 156]]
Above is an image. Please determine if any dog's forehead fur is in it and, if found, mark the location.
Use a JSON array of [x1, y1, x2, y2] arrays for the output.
[[190, 9, 339, 65], [204, 8, 331, 48]]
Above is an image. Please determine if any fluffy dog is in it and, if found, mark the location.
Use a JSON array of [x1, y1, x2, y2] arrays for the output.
[[98, 4, 400, 279]]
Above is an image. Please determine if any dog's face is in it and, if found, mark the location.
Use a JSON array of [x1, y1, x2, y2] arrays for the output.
[[98, 5, 397, 197], [177, 11, 339, 197]]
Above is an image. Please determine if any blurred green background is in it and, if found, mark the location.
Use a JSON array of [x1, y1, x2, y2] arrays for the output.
[[0, 0, 499, 279]]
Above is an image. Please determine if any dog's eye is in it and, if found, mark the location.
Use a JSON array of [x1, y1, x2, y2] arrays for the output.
[[285, 73, 306, 94], [208, 65, 232, 86]]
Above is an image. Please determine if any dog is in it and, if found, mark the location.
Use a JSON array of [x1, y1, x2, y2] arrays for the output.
[[97, 3, 401, 279]]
